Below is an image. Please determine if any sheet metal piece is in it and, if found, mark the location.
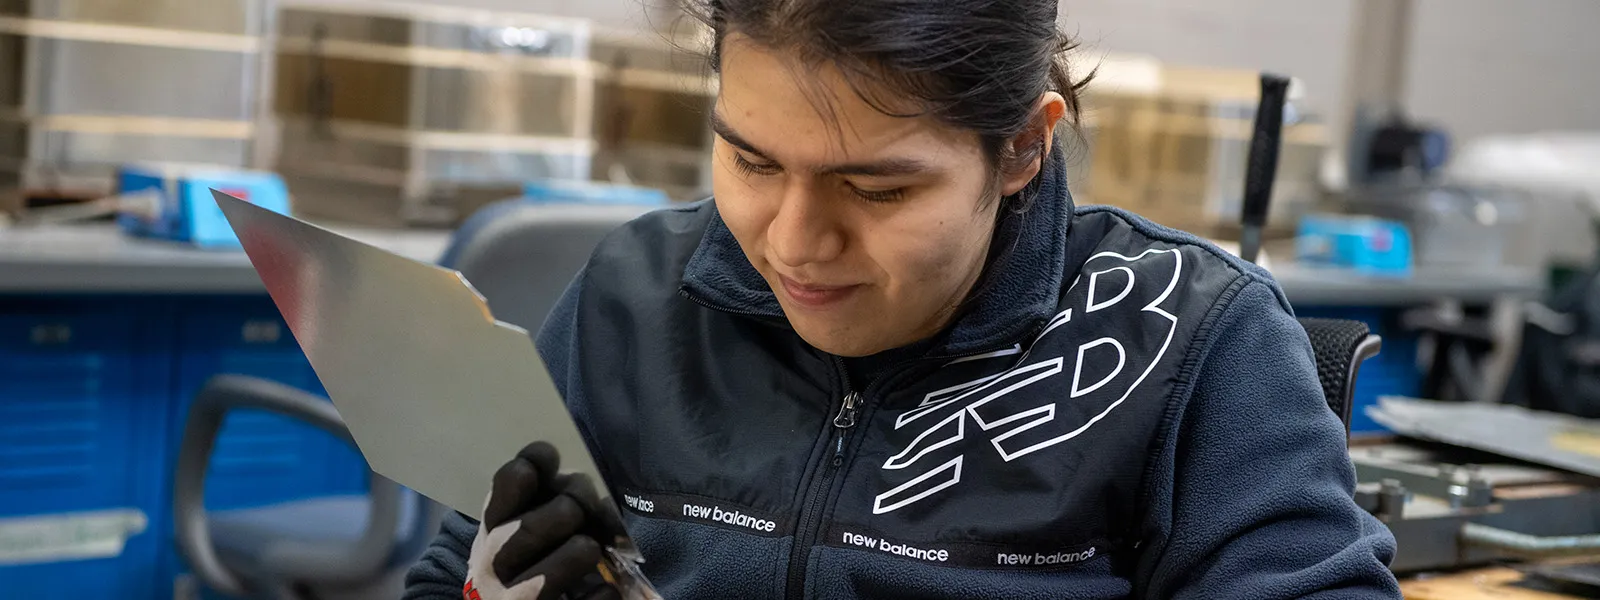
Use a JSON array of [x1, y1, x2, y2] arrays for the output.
[[1370, 397, 1600, 479], [1520, 561, 1600, 592], [213, 189, 605, 518]]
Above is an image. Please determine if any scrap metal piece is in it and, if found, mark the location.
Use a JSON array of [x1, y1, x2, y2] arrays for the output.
[[1520, 560, 1600, 592], [213, 189, 606, 517], [1369, 397, 1600, 479]]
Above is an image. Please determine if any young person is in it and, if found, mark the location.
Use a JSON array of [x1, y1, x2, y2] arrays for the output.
[[404, 0, 1401, 598]]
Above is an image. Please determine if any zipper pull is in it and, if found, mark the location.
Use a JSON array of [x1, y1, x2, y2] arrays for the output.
[[830, 392, 861, 467], [833, 392, 861, 429]]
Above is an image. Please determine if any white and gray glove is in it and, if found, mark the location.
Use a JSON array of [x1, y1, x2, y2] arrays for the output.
[[463, 442, 623, 600]]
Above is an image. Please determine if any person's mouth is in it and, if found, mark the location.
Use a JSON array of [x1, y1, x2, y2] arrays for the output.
[[778, 275, 861, 309]]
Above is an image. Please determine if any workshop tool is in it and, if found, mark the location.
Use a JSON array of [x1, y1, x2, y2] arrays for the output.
[[3, 165, 292, 250], [116, 166, 292, 248], [1237, 73, 1291, 263]]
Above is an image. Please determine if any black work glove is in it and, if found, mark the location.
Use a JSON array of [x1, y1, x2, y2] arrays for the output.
[[464, 442, 623, 600]]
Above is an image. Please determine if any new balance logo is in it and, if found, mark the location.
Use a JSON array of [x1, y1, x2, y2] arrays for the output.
[[873, 249, 1185, 514]]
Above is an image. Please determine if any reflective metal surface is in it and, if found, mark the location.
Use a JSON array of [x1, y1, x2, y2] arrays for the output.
[[214, 189, 605, 517], [1370, 396, 1600, 479]]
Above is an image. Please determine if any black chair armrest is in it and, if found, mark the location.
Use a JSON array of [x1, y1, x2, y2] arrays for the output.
[[173, 374, 403, 596], [1298, 318, 1383, 435]]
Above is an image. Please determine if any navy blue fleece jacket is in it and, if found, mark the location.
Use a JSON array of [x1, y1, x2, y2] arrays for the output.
[[405, 147, 1400, 599]]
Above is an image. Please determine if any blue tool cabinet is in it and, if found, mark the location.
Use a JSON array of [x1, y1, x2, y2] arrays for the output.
[[0, 298, 172, 598], [0, 296, 365, 599]]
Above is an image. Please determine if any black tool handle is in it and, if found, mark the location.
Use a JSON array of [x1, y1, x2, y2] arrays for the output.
[[1240, 73, 1292, 264]]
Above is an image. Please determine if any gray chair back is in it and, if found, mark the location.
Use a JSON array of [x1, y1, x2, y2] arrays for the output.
[[442, 202, 659, 333]]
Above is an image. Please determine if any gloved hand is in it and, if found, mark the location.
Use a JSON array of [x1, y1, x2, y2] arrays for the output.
[[464, 441, 623, 600]]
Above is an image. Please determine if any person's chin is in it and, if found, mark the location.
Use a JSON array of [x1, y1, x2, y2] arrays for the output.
[[788, 319, 897, 358]]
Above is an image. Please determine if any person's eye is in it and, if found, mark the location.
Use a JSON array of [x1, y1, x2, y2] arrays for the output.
[[848, 183, 906, 204], [731, 151, 782, 177]]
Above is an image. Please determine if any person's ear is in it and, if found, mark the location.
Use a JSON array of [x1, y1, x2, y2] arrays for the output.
[[999, 92, 1068, 196]]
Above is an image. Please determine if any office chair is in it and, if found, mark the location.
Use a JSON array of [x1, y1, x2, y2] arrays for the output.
[[174, 376, 435, 600], [1299, 318, 1384, 436], [172, 199, 655, 599], [439, 200, 658, 332]]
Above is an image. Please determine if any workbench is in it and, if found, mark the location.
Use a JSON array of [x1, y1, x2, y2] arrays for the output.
[[0, 223, 450, 293], [0, 223, 1544, 301], [1403, 567, 1593, 599]]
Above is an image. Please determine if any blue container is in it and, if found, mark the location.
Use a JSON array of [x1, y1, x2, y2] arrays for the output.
[[0, 299, 173, 599], [1296, 306, 1422, 434], [117, 165, 293, 249], [1295, 214, 1414, 277]]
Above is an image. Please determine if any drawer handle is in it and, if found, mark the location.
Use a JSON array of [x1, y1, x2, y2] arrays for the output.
[[30, 324, 72, 345], [241, 321, 282, 344]]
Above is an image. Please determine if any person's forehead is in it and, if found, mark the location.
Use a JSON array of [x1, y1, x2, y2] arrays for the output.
[[716, 37, 974, 166]]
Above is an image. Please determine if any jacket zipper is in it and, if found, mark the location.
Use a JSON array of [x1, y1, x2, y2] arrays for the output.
[[778, 330, 1053, 598], [682, 287, 1048, 597], [784, 358, 861, 600]]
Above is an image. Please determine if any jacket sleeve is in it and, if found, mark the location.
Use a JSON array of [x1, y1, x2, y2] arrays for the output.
[[1136, 279, 1401, 599], [401, 269, 592, 599], [401, 511, 478, 599]]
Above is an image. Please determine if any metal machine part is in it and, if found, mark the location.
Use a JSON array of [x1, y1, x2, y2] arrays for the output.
[[1351, 441, 1600, 572]]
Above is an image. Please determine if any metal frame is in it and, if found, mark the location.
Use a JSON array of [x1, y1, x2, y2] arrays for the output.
[[1343, 334, 1383, 428], [1353, 442, 1600, 572]]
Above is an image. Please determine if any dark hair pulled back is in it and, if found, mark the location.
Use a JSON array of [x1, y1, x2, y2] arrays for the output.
[[684, 0, 1092, 207]]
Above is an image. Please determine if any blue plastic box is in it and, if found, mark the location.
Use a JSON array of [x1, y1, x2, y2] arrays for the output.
[[117, 165, 293, 249], [1295, 214, 1414, 276]]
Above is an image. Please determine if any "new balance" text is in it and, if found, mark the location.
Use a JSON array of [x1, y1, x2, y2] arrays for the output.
[[623, 494, 654, 513], [996, 547, 1097, 566], [841, 532, 950, 562], [682, 503, 776, 533]]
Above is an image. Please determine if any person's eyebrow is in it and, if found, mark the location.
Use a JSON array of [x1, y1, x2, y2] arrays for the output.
[[813, 158, 931, 178], [710, 110, 933, 177], [709, 111, 773, 161]]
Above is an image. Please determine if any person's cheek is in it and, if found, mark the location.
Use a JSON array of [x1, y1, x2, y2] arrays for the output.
[[713, 184, 772, 268], [897, 221, 972, 298]]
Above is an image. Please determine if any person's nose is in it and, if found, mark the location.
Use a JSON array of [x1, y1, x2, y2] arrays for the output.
[[766, 183, 845, 269]]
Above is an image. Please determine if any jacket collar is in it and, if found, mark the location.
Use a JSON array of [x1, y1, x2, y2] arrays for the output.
[[681, 144, 1075, 358]]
